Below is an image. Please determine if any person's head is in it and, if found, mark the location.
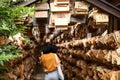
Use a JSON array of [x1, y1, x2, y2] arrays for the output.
[[42, 44, 51, 54], [51, 45, 58, 53], [42, 44, 58, 54]]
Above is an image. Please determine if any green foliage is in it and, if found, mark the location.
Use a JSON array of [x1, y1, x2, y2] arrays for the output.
[[0, 0, 12, 7], [0, 44, 22, 65], [0, 0, 34, 79], [23, 35, 33, 43], [0, 44, 22, 79], [10, 6, 35, 19], [0, 6, 34, 36], [42, 0, 48, 2]]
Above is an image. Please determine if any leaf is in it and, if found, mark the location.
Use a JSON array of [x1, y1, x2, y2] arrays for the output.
[[0, 61, 3, 66]]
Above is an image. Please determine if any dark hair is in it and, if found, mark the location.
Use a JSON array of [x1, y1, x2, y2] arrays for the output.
[[42, 44, 58, 54], [51, 45, 58, 53]]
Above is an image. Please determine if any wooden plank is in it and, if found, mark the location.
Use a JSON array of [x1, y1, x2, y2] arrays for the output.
[[51, 12, 71, 26], [75, 1, 88, 11], [35, 11, 48, 18], [35, 2, 49, 10], [55, 26, 68, 30], [85, 0, 120, 19], [50, 3, 70, 12], [93, 13, 109, 23], [109, 71, 120, 80], [18, 0, 38, 6], [54, 0, 69, 5], [55, 18, 68, 26]]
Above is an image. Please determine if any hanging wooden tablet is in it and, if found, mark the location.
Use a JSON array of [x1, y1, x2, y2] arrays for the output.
[[74, 1, 88, 15]]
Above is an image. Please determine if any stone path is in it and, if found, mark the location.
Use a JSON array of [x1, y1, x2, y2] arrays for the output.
[[31, 63, 45, 80]]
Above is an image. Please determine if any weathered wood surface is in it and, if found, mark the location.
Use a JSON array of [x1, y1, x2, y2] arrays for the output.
[[3, 41, 37, 80], [56, 31, 120, 80]]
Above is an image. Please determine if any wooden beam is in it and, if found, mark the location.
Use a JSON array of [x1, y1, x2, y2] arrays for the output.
[[116, 2, 120, 7], [85, 0, 120, 19], [18, 0, 39, 6], [111, 0, 120, 6]]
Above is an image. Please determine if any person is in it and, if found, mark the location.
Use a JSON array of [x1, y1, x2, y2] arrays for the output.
[[51, 44, 58, 54], [39, 44, 60, 80]]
